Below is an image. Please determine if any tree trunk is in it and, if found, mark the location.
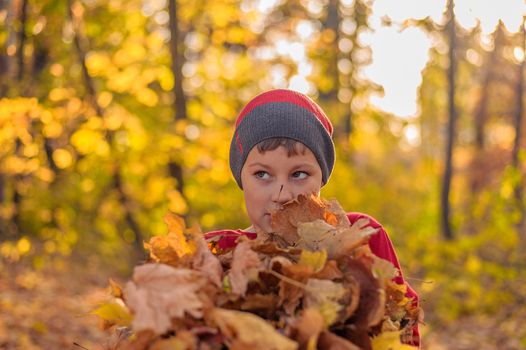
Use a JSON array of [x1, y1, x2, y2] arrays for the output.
[[169, 0, 187, 121], [168, 0, 188, 205], [512, 16, 525, 237], [10, 0, 29, 235], [16, 0, 28, 82], [0, 0, 13, 97], [441, 0, 457, 240]]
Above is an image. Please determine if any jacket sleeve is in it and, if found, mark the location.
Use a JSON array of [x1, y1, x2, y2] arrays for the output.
[[347, 212, 421, 347]]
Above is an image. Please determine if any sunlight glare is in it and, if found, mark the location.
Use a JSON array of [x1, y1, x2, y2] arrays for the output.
[[296, 20, 315, 40], [363, 26, 431, 118], [456, 0, 526, 34], [288, 75, 312, 94], [257, 0, 282, 13]]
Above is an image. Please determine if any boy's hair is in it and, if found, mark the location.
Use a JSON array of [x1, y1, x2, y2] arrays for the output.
[[256, 138, 307, 156], [230, 89, 335, 188]]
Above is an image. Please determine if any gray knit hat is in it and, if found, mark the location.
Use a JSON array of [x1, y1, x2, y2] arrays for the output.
[[229, 89, 335, 189]]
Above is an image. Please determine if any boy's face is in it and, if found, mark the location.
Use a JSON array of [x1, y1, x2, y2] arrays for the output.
[[240, 145, 323, 234]]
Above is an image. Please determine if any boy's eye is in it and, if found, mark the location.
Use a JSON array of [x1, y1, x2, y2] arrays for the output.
[[255, 171, 270, 180], [292, 171, 309, 180]]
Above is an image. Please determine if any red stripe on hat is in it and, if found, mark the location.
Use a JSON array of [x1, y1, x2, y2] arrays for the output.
[[235, 89, 333, 136]]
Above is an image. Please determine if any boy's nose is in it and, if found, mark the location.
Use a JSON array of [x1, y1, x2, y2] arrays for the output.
[[271, 183, 294, 204]]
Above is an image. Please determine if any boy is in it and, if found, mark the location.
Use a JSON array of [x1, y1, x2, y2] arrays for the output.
[[204, 89, 420, 346]]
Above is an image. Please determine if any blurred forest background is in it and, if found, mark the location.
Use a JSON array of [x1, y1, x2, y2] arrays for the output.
[[1, 0, 526, 349]]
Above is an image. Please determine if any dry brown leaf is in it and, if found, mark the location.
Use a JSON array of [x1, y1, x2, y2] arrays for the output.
[[144, 213, 198, 267], [124, 264, 208, 335], [291, 308, 325, 350], [278, 263, 314, 315], [371, 257, 399, 285], [342, 259, 385, 330], [304, 279, 347, 326], [115, 330, 155, 350], [209, 308, 298, 350], [149, 330, 197, 350], [109, 278, 124, 299], [270, 194, 333, 244], [228, 240, 263, 296], [193, 238, 223, 288], [297, 218, 378, 259], [313, 260, 344, 280]]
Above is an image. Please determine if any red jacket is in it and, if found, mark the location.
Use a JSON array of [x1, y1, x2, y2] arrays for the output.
[[204, 212, 420, 347]]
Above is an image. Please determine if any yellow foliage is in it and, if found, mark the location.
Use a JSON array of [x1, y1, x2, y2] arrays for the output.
[[17, 237, 32, 255], [52, 148, 74, 169], [167, 190, 188, 215], [43, 121, 63, 138], [86, 51, 112, 76], [136, 87, 159, 107], [71, 129, 107, 155]]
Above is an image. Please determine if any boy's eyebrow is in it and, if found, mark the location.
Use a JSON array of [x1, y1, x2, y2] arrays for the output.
[[290, 163, 318, 170], [246, 162, 271, 168], [247, 162, 318, 170]]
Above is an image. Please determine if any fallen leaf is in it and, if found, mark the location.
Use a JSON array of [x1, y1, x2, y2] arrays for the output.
[[371, 257, 399, 285], [109, 278, 124, 299], [343, 259, 385, 329], [208, 308, 297, 350], [124, 264, 208, 334], [291, 308, 325, 350], [278, 263, 313, 315], [115, 330, 155, 350], [270, 194, 332, 244], [228, 240, 263, 296], [144, 213, 198, 266], [193, 238, 223, 288], [297, 218, 377, 259], [313, 260, 344, 280], [149, 330, 197, 350], [304, 279, 347, 326]]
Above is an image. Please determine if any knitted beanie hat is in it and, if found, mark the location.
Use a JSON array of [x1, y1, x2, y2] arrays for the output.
[[229, 89, 335, 188]]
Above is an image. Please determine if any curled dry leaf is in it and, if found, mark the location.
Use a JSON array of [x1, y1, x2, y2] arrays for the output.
[[124, 264, 208, 335], [208, 308, 298, 350]]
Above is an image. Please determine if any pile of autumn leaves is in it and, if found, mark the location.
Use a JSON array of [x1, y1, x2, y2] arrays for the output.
[[96, 195, 420, 350]]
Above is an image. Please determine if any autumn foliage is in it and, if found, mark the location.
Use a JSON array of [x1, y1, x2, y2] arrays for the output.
[[95, 195, 420, 350]]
